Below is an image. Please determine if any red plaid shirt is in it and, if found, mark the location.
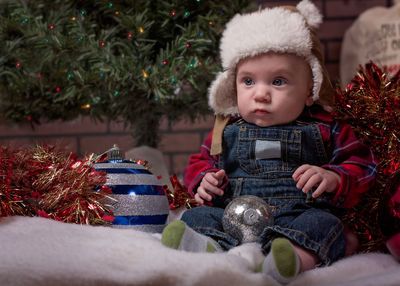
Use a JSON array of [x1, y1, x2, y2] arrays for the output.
[[184, 105, 378, 208]]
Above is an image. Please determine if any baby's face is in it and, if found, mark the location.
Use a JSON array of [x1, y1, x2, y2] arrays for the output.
[[236, 52, 314, 127]]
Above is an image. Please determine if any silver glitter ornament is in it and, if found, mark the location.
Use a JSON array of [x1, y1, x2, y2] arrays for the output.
[[222, 195, 273, 243]]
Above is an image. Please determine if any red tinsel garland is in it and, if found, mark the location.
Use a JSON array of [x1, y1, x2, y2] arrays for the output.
[[334, 62, 400, 252], [164, 174, 198, 210], [0, 145, 113, 225]]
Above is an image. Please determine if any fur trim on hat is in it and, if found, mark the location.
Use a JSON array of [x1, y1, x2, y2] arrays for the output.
[[208, 0, 331, 116]]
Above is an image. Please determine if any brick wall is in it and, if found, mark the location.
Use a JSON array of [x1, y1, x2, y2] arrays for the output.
[[0, 0, 393, 176]]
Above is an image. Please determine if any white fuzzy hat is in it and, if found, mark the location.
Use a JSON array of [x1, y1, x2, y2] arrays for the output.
[[208, 0, 334, 116]]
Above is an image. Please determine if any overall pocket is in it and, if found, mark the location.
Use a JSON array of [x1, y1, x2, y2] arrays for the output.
[[237, 126, 302, 176]]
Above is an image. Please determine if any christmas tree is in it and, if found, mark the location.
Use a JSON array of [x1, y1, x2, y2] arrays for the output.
[[0, 0, 252, 147]]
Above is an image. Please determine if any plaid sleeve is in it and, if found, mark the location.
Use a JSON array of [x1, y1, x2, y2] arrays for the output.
[[321, 121, 378, 208], [183, 131, 228, 197]]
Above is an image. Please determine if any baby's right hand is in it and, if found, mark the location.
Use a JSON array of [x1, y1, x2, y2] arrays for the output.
[[195, 169, 226, 204]]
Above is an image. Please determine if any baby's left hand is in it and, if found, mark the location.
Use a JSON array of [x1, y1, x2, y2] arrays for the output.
[[292, 164, 341, 198]]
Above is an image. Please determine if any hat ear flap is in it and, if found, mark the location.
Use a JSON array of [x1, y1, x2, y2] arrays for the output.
[[208, 70, 239, 116]]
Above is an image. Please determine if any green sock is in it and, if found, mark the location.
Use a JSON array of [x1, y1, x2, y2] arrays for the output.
[[262, 238, 301, 284], [161, 220, 222, 253]]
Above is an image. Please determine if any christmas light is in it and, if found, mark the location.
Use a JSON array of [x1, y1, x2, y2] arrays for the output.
[[16, 62, 20, 68], [38, 74, 41, 78], [81, 104, 91, 109], [81, 10, 86, 15], [171, 78, 176, 83], [67, 73, 72, 79], [56, 87, 60, 92], [142, 69, 148, 78], [127, 32, 132, 38], [109, 2, 113, 7], [186, 43, 191, 47], [115, 11, 119, 15], [139, 27, 144, 33], [71, 17, 76, 21], [184, 11, 190, 17], [170, 10, 175, 16], [100, 41, 105, 47], [27, 116, 32, 121], [49, 25, 54, 30], [209, 21, 213, 25], [163, 60, 167, 65], [99, 73, 104, 77], [114, 90, 119, 95]]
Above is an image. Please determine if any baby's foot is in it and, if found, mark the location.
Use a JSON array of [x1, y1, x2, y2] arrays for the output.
[[262, 238, 301, 284], [161, 220, 222, 253]]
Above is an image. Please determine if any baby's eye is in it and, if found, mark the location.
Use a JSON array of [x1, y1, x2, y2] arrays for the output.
[[244, 78, 255, 86], [272, 78, 286, 86]]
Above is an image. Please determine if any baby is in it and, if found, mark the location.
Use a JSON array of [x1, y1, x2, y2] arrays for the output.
[[162, 0, 377, 284]]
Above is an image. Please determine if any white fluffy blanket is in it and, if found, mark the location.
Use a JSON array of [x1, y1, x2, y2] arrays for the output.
[[1, 216, 400, 286]]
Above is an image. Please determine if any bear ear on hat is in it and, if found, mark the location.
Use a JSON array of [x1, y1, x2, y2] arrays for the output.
[[208, 70, 239, 116], [296, 0, 322, 29]]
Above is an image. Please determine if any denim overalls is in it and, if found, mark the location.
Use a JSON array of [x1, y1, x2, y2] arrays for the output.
[[181, 120, 346, 265]]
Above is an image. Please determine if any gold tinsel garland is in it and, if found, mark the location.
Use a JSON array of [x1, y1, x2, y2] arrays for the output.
[[0, 145, 113, 225]]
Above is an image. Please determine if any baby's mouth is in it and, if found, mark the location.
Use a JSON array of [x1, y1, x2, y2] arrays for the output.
[[254, 109, 269, 116]]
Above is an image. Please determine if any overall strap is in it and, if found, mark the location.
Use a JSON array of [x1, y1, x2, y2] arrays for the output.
[[210, 115, 230, 155]]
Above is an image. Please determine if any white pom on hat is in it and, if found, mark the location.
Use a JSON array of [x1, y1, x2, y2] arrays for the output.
[[296, 0, 322, 28]]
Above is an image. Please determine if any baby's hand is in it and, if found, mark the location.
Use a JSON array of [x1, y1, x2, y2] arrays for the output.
[[195, 169, 226, 204], [292, 164, 340, 198]]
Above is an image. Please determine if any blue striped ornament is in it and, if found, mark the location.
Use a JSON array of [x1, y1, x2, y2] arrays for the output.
[[94, 160, 170, 233]]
